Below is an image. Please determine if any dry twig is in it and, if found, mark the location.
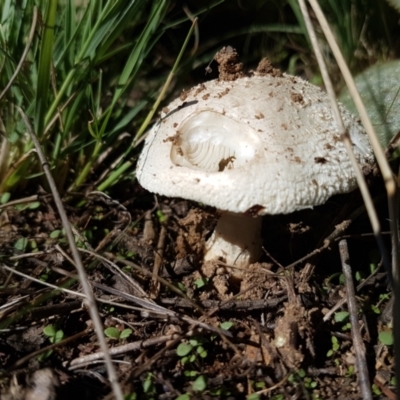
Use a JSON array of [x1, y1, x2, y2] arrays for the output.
[[339, 239, 372, 400]]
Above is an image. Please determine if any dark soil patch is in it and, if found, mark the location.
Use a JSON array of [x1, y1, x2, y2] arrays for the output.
[[0, 181, 395, 399]]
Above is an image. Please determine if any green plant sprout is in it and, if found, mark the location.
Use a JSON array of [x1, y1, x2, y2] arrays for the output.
[[327, 336, 340, 358], [177, 337, 208, 378], [194, 277, 208, 289], [287, 369, 318, 398], [38, 324, 64, 361], [142, 372, 157, 399], [104, 327, 133, 340], [379, 330, 394, 346]]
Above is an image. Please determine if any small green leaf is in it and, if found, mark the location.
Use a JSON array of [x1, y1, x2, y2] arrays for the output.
[[43, 325, 57, 337], [332, 337, 340, 351], [197, 346, 207, 358], [50, 230, 62, 239], [189, 339, 199, 347], [177, 282, 186, 292], [120, 329, 132, 339], [0, 192, 11, 204], [142, 374, 154, 393], [175, 395, 191, 400], [54, 330, 64, 342], [188, 354, 196, 363], [156, 210, 166, 223], [38, 349, 53, 361], [334, 311, 349, 323], [220, 321, 234, 330], [181, 356, 189, 365], [297, 369, 306, 378], [372, 383, 382, 395], [346, 365, 355, 377], [124, 393, 137, 400], [14, 237, 28, 251], [28, 201, 41, 209], [177, 343, 193, 357], [192, 375, 207, 392], [342, 322, 351, 331], [184, 370, 197, 377], [247, 394, 260, 400], [104, 327, 120, 339], [370, 304, 381, 314], [194, 278, 207, 289], [379, 330, 394, 346]]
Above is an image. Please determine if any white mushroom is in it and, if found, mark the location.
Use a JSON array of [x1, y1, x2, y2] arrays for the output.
[[136, 60, 373, 272]]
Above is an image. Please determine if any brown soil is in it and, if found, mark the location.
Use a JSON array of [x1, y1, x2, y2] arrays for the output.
[[214, 46, 245, 81], [256, 58, 283, 78], [0, 184, 395, 399]]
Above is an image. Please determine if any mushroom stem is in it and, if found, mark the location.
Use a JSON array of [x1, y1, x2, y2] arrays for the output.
[[204, 212, 262, 270]]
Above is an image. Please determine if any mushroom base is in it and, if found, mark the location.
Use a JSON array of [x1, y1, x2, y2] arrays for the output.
[[204, 212, 262, 274]]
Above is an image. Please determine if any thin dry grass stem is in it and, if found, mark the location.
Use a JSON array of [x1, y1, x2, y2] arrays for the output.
[[131, 336, 182, 379], [160, 296, 287, 311], [0, 7, 37, 102], [9, 329, 89, 371], [67, 334, 179, 370], [132, 17, 198, 146], [43, 90, 79, 136], [90, 281, 174, 317], [150, 216, 169, 299], [105, 253, 205, 313], [16, 107, 124, 400], [0, 195, 43, 209], [182, 5, 199, 55], [1, 264, 82, 298], [303, 0, 400, 390], [298, 0, 380, 240], [253, 374, 290, 396], [73, 233, 150, 300], [77, 247, 148, 298], [94, 297, 161, 314], [339, 239, 372, 400]]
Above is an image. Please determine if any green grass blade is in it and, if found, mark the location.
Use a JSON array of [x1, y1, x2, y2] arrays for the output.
[[35, 0, 57, 138], [96, 17, 198, 192], [72, 1, 168, 189]]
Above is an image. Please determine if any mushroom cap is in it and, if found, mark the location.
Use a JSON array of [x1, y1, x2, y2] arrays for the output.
[[136, 73, 373, 215]]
